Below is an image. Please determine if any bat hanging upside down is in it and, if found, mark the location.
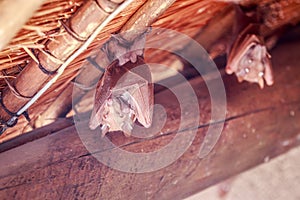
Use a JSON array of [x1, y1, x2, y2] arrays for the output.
[[89, 32, 153, 136], [225, 6, 274, 88]]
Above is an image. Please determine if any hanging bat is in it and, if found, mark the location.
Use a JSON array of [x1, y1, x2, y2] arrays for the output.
[[89, 32, 153, 136], [225, 7, 274, 88]]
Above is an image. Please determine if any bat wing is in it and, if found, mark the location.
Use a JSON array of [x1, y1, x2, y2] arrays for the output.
[[112, 60, 153, 129], [89, 56, 153, 136]]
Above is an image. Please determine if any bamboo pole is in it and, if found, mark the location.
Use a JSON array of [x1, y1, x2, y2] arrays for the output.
[[0, 0, 46, 50], [34, 84, 74, 127], [120, 0, 177, 41], [0, 0, 133, 129]]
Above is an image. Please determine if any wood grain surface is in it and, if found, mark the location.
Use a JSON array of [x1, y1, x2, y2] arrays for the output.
[[0, 40, 299, 199]]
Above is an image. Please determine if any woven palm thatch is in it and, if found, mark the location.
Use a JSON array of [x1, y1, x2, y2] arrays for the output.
[[0, 0, 299, 142]]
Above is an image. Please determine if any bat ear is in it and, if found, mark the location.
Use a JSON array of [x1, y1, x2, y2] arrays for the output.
[[134, 83, 153, 128], [126, 61, 153, 128], [263, 53, 274, 86], [225, 65, 234, 74], [89, 109, 101, 130]]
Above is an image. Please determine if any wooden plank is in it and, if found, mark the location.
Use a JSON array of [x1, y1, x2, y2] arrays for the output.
[[0, 41, 300, 199], [0, 118, 74, 153]]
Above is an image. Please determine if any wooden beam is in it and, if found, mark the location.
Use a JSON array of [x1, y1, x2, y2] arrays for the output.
[[0, 118, 74, 153], [0, 40, 300, 199]]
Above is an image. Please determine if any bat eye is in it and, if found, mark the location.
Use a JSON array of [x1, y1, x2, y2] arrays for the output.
[[244, 67, 250, 74], [258, 72, 264, 77], [247, 59, 253, 64]]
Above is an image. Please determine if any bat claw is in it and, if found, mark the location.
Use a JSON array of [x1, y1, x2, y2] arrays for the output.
[[258, 78, 264, 89]]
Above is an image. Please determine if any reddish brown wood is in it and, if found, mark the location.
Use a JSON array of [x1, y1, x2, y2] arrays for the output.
[[0, 118, 73, 153], [0, 41, 299, 199]]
